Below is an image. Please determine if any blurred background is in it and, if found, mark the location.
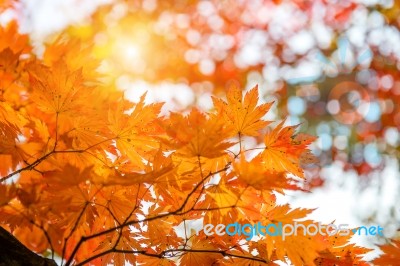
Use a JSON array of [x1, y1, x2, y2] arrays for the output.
[[2, 0, 400, 259]]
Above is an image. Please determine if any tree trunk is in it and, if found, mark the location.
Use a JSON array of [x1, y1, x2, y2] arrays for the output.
[[0, 226, 57, 266]]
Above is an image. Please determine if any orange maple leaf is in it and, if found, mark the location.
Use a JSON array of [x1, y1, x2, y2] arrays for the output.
[[180, 235, 223, 265], [233, 155, 299, 192], [257, 120, 317, 178], [108, 93, 163, 168], [29, 61, 90, 115], [372, 239, 400, 266], [163, 108, 233, 158], [212, 84, 273, 137]]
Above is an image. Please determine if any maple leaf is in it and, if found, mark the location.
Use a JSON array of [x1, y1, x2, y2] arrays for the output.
[[233, 155, 300, 192], [256, 120, 317, 178], [29, 61, 91, 115], [0, 102, 30, 175], [36, 178, 99, 239], [44, 164, 93, 186], [207, 184, 238, 216], [28, 117, 50, 143], [108, 93, 163, 168], [0, 199, 29, 232], [0, 48, 22, 91], [145, 216, 180, 250], [199, 174, 245, 225], [94, 149, 176, 186], [311, 230, 371, 265], [43, 37, 100, 80], [0, 21, 30, 54], [212, 84, 273, 137], [95, 186, 136, 225], [163, 108, 233, 158], [256, 204, 324, 265], [66, 114, 108, 150], [95, 229, 139, 266], [180, 235, 224, 265], [372, 240, 400, 265], [0, 128, 18, 176], [0, 183, 16, 207]]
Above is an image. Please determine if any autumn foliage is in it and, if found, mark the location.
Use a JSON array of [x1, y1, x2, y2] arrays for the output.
[[0, 1, 400, 266]]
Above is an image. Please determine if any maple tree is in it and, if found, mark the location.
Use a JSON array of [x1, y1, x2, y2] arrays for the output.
[[1, 0, 400, 265]]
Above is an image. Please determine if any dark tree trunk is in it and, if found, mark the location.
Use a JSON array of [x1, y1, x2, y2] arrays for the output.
[[0, 226, 57, 266]]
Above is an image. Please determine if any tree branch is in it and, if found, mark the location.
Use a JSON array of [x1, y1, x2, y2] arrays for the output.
[[0, 226, 57, 266]]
